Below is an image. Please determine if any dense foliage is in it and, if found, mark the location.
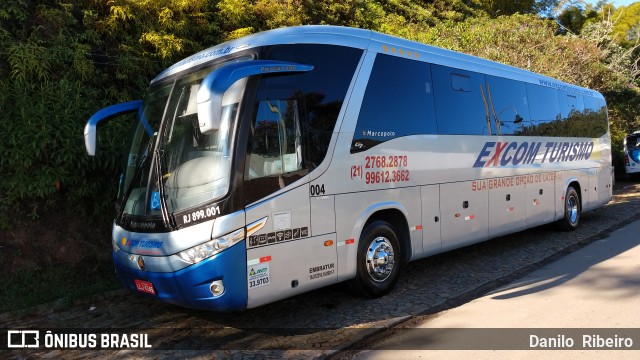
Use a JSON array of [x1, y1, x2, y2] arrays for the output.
[[1, 0, 639, 228]]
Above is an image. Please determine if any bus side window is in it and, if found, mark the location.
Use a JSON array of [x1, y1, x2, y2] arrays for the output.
[[264, 44, 363, 166], [583, 96, 608, 138], [248, 99, 303, 179], [431, 65, 488, 135], [485, 75, 530, 136], [351, 54, 437, 153], [243, 95, 308, 205], [560, 93, 581, 120], [524, 83, 561, 136], [244, 45, 362, 205]]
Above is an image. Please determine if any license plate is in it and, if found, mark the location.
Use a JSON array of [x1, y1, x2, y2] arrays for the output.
[[134, 279, 156, 295]]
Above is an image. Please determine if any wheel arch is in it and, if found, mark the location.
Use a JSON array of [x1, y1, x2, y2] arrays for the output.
[[556, 177, 583, 231], [569, 180, 582, 207], [359, 204, 412, 264], [563, 177, 582, 208], [559, 176, 584, 214]]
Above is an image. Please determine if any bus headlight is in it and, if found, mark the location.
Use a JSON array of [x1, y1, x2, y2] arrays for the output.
[[176, 227, 245, 265]]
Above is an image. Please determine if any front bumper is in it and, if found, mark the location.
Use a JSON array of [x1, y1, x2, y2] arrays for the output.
[[113, 240, 248, 311]]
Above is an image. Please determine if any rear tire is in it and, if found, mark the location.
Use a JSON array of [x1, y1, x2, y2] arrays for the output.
[[557, 186, 581, 231], [351, 220, 401, 298]]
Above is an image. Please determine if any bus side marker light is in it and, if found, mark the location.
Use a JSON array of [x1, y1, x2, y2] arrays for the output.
[[464, 215, 475, 221], [410, 225, 423, 231], [324, 240, 334, 247]]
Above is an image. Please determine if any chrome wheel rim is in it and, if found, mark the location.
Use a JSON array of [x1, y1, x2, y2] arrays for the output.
[[567, 195, 579, 224], [365, 236, 395, 282]]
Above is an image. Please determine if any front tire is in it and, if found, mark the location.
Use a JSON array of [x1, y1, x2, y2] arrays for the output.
[[557, 186, 581, 231], [352, 220, 401, 298]]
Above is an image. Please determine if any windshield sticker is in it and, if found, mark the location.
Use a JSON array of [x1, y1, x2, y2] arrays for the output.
[[150, 192, 161, 210]]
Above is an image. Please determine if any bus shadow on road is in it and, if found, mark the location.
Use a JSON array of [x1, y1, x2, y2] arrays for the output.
[[489, 220, 640, 301]]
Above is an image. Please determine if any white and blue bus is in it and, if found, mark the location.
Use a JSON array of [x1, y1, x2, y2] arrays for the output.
[[85, 26, 612, 311], [625, 131, 640, 178]]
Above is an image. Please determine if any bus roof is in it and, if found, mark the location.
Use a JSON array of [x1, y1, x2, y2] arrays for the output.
[[151, 25, 604, 100]]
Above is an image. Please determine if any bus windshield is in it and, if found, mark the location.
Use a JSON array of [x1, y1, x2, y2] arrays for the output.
[[118, 63, 248, 221]]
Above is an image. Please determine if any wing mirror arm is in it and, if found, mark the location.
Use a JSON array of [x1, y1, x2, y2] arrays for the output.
[[84, 100, 143, 156], [196, 60, 313, 134]]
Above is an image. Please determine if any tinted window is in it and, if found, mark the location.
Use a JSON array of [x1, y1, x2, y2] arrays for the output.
[[582, 96, 608, 137], [248, 99, 303, 179], [520, 83, 561, 136], [556, 92, 584, 137], [352, 54, 437, 152], [432, 65, 488, 135], [451, 73, 471, 92], [559, 92, 582, 120], [262, 44, 363, 167], [243, 44, 362, 204], [519, 85, 607, 137], [485, 75, 531, 135]]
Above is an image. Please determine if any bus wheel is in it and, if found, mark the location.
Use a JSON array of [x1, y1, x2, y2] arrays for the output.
[[352, 220, 400, 298], [557, 186, 581, 231]]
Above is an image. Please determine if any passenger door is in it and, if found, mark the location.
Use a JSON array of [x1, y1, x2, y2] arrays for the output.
[[243, 98, 336, 309]]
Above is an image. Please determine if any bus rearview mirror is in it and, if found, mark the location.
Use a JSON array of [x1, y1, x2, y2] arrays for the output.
[[197, 60, 313, 134], [84, 100, 143, 156]]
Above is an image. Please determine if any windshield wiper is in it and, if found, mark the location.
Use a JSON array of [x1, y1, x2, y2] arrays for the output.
[[115, 137, 154, 225], [154, 148, 175, 230]]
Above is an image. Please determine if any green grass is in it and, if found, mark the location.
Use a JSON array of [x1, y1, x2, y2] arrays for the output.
[[0, 264, 119, 314]]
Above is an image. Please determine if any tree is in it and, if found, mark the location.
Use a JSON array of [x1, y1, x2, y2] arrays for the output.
[[611, 2, 640, 47], [482, 0, 537, 17], [556, 4, 598, 34]]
